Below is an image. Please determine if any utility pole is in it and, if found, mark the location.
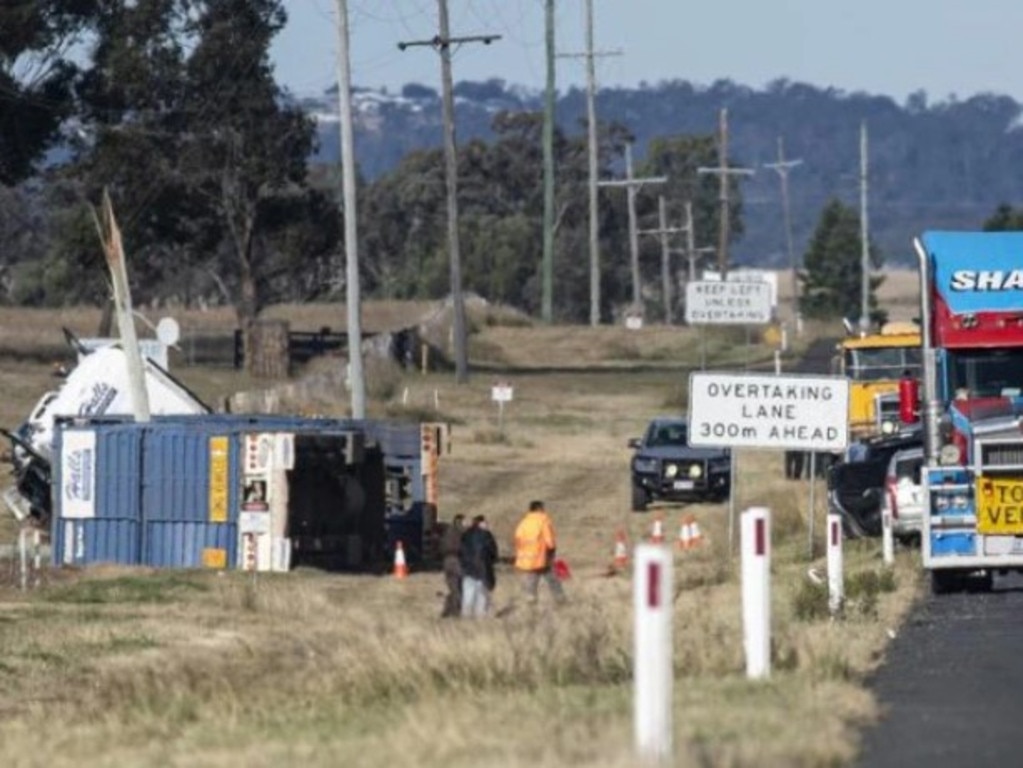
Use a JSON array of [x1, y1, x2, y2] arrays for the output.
[[541, 0, 555, 323], [398, 6, 500, 383], [599, 143, 666, 313], [763, 136, 803, 327], [859, 120, 870, 334], [558, 0, 621, 325], [698, 108, 754, 278], [333, 0, 365, 417], [637, 195, 688, 324]]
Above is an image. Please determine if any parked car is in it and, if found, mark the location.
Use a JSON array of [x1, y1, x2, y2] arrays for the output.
[[827, 427, 922, 538], [882, 446, 924, 543], [628, 417, 731, 511]]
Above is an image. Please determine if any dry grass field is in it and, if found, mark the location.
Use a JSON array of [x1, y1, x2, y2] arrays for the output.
[[0, 295, 923, 767]]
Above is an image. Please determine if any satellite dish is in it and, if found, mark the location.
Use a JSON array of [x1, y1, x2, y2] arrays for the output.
[[156, 317, 180, 346]]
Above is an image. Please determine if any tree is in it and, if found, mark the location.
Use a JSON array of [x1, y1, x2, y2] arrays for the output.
[[0, 1, 99, 185], [983, 204, 1023, 231], [800, 198, 885, 322]]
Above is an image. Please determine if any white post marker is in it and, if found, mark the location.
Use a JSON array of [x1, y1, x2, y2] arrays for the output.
[[633, 543, 673, 762], [741, 507, 771, 680], [881, 505, 894, 566], [491, 381, 513, 431], [18, 527, 28, 592], [827, 513, 844, 615]]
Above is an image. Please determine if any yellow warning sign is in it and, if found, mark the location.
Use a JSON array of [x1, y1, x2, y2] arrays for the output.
[[202, 548, 227, 569]]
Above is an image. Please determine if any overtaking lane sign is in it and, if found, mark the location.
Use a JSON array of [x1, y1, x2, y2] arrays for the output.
[[687, 373, 850, 451]]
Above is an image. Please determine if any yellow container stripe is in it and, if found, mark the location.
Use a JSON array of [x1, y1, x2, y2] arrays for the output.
[[209, 436, 229, 523]]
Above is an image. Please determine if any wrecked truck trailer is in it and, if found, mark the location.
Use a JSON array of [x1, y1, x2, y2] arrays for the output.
[[50, 414, 446, 572], [3, 343, 211, 523]]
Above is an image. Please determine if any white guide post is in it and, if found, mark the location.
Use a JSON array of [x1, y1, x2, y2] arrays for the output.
[[633, 543, 673, 762], [827, 512, 844, 615], [881, 505, 894, 567], [741, 507, 771, 680]]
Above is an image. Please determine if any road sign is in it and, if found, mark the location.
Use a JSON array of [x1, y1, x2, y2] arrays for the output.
[[687, 372, 849, 451], [702, 269, 779, 308], [491, 383, 513, 403], [685, 281, 772, 325]]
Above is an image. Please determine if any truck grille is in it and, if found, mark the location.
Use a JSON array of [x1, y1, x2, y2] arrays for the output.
[[980, 442, 1023, 468]]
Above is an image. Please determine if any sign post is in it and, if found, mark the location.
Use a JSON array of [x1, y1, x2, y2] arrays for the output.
[[633, 543, 673, 762], [491, 382, 513, 432]]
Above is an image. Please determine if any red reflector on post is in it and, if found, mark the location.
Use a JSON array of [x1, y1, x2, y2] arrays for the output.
[[647, 562, 661, 608], [831, 520, 839, 547], [755, 518, 765, 556]]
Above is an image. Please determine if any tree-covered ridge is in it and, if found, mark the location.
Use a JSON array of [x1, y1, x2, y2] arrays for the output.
[[318, 77, 1023, 267]]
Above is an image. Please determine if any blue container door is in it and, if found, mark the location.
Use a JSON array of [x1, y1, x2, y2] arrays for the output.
[[51, 424, 143, 566], [141, 426, 238, 569]]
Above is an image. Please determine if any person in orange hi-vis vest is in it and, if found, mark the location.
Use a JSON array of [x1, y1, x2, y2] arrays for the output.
[[514, 500, 567, 605]]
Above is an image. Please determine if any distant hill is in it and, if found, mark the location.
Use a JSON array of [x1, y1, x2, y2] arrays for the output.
[[301, 78, 1023, 268]]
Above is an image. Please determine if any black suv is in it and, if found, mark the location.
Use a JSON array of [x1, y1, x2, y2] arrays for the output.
[[628, 417, 731, 511], [827, 427, 923, 538]]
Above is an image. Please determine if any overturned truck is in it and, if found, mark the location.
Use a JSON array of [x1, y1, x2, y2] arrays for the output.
[[3, 341, 446, 573]]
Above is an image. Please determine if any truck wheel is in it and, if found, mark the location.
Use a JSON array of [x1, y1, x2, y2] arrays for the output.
[[931, 570, 960, 595], [631, 483, 649, 512]]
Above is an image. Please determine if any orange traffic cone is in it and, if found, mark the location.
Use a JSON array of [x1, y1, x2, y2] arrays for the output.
[[650, 516, 665, 544], [689, 516, 705, 549], [393, 540, 409, 579], [613, 530, 629, 570], [677, 519, 693, 551]]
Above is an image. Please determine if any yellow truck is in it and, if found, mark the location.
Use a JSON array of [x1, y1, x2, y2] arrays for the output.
[[838, 322, 922, 439]]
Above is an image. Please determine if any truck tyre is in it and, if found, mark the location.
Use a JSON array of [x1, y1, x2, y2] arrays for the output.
[[631, 483, 649, 512], [931, 570, 960, 595]]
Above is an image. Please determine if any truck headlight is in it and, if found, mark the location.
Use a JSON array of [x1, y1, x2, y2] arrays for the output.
[[688, 464, 703, 479], [951, 493, 970, 510], [633, 457, 657, 474], [935, 495, 950, 511], [664, 463, 679, 478]]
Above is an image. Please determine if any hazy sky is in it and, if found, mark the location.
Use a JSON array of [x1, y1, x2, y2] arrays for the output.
[[272, 0, 1023, 104]]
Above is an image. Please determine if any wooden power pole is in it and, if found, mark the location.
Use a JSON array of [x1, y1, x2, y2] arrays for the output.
[[398, 5, 500, 383], [558, 0, 620, 325], [764, 136, 803, 326], [541, 0, 556, 323], [598, 143, 666, 314], [698, 108, 753, 278]]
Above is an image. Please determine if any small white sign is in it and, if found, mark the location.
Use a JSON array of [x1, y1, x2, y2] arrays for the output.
[[491, 383, 514, 403], [685, 281, 773, 325], [61, 429, 97, 519], [688, 373, 849, 451]]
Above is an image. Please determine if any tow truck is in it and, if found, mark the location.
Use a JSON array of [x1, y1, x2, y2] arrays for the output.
[[909, 232, 1023, 593]]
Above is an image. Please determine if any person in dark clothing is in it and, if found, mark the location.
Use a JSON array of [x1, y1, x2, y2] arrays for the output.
[[784, 450, 805, 480], [460, 515, 499, 618], [439, 514, 465, 618]]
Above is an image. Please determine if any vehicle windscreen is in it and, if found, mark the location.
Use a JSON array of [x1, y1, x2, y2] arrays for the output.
[[947, 348, 1023, 398], [646, 423, 688, 447], [844, 347, 922, 382]]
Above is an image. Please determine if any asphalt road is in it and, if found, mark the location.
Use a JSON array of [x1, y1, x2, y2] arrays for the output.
[[858, 572, 1023, 767]]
